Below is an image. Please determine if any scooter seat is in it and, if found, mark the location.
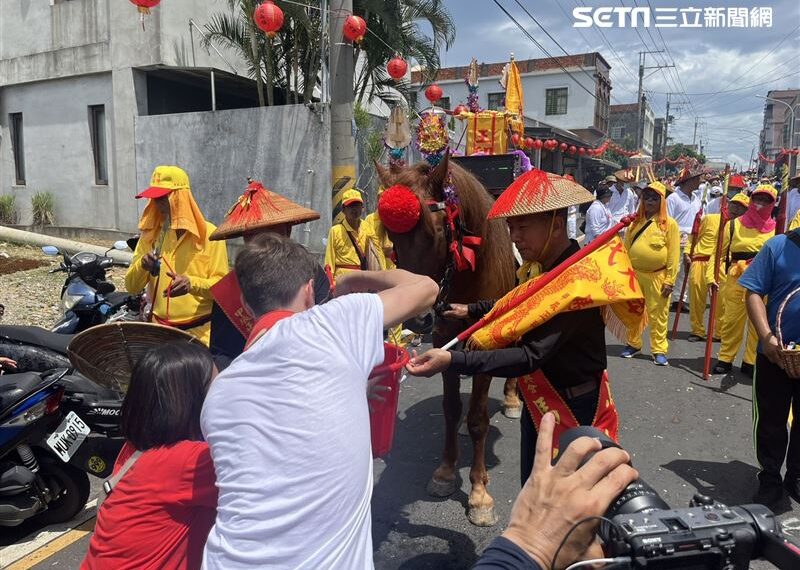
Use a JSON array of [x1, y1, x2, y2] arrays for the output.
[[103, 292, 131, 307], [0, 372, 49, 419], [0, 325, 72, 355]]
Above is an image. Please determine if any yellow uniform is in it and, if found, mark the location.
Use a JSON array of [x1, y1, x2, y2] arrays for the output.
[[362, 212, 395, 269], [706, 219, 774, 366], [625, 215, 681, 355], [684, 213, 724, 338], [324, 219, 386, 281], [125, 221, 229, 345], [790, 209, 800, 231]]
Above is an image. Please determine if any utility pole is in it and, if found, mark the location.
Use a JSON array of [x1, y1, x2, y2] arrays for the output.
[[329, 0, 356, 223], [663, 93, 671, 162], [637, 51, 674, 151], [692, 117, 699, 147]]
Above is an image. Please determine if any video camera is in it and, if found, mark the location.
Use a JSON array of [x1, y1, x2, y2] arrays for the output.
[[559, 427, 800, 569]]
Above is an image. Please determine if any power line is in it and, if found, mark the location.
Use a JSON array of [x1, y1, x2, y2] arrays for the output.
[[649, 68, 800, 96]]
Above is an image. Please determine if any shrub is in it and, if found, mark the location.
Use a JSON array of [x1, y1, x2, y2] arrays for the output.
[[31, 192, 55, 226], [0, 195, 16, 224]]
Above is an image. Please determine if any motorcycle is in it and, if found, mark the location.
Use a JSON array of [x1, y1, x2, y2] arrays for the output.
[[0, 325, 125, 478], [0, 368, 91, 526], [42, 241, 142, 334]]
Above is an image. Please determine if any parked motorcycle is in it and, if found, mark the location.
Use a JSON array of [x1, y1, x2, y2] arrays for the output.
[[42, 241, 142, 334], [0, 368, 91, 526]]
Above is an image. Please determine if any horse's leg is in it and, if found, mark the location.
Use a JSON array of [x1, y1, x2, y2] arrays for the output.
[[466, 373, 497, 526], [502, 378, 522, 419], [427, 369, 461, 497]]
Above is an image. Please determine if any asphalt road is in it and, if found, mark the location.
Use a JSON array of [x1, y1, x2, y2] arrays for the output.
[[4, 309, 800, 569]]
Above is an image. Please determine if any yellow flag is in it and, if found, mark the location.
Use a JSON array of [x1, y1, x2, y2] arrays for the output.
[[467, 236, 647, 350], [505, 60, 525, 137]]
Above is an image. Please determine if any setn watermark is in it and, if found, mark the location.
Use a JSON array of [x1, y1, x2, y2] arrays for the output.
[[573, 6, 773, 28]]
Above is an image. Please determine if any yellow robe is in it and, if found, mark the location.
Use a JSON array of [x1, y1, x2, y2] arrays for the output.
[[624, 216, 680, 355], [684, 213, 723, 338], [362, 212, 395, 269], [790, 210, 800, 231], [324, 219, 387, 281], [706, 220, 774, 366], [125, 222, 229, 345]]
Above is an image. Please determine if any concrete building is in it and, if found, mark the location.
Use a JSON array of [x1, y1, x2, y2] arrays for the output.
[[0, 0, 259, 233], [758, 88, 800, 174], [608, 100, 655, 155], [653, 117, 666, 159], [409, 53, 612, 145]]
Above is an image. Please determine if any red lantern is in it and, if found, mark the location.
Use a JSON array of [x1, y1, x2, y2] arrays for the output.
[[524, 137, 535, 149], [343, 14, 367, 44], [559, 142, 568, 152], [425, 84, 443, 104], [511, 133, 521, 146], [453, 104, 469, 116], [578, 147, 586, 155], [549, 139, 558, 150], [254, 1, 284, 38], [387, 56, 408, 80], [130, 0, 160, 13], [569, 145, 577, 155], [532, 139, 543, 150]]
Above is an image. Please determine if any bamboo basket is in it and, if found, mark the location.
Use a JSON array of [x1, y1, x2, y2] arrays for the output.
[[67, 322, 201, 393], [776, 286, 800, 380]]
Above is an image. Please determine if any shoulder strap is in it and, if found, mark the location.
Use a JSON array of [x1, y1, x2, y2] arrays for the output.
[[629, 219, 654, 246], [787, 229, 800, 248], [725, 219, 736, 272], [100, 450, 142, 504], [343, 224, 368, 270]]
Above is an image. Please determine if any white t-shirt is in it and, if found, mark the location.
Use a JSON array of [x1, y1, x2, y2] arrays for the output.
[[667, 188, 702, 234], [201, 293, 385, 570], [583, 200, 615, 244], [608, 184, 637, 223]]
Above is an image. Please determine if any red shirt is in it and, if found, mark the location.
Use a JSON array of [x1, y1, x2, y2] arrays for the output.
[[82, 440, 217, 570]]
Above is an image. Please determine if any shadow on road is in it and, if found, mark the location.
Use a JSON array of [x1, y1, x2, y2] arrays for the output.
[[372, 393, 507, 569]]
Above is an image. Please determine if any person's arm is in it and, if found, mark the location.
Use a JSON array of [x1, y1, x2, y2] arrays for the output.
[[125, 234, 154, 294], [324, 226, 338, 276], [335, 269, 438, 328], [745, 290, 783, 367], [187, 238, 230, 298], [473, 412, 637, 570], [706, 220, 731, 287], [468, 299, 497, 318], [663, 220, 681, 291]]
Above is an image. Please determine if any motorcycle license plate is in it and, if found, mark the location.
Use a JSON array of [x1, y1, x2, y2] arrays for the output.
[[46, 412, 91, 462]]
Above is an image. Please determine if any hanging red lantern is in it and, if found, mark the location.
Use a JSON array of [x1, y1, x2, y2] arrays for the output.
[[578, 147, 586, 155], [254, 1, 284, 38], [130, 0, 160, 14], [532, 139, 543, 150], [559, 142, 568, 152], [511, 133, 521, 146], [387, 56, 408, 80], [453, 104, 469, 116], [569, 145, 577, 155], [425, 84, 443, 104], [524, 137, 535, 149], [549, 139, 558, 150], [343, 14, 367, 44]]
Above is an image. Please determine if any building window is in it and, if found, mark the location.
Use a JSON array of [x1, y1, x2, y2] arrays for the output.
[[487, 92, 504, 111], [438, 96, 451, 110], [9, 113, 25, 185], [611, 126, 625, 139], [89, 105, 108, 185], [545, 88, 568, 115]]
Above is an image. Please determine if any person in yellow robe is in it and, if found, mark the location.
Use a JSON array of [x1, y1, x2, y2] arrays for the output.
[[790, 208, 800, 231], [621, 181, 680, 366], [125, 165, 228, 345], [684, 194, 749, 342], [324, 188, 385, 281], [709, 185, 777, 376], [362, 189, 395, 270]]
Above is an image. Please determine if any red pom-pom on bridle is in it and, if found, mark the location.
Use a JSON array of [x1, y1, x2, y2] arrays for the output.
[[378, 185, 421, 233]]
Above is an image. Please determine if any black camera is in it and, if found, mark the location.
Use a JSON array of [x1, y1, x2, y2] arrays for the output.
[[558, 427, 800, 569]]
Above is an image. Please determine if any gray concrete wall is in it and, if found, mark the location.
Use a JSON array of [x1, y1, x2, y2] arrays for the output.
[[0, 73, 119, 228], [135, 104, 332, 255]]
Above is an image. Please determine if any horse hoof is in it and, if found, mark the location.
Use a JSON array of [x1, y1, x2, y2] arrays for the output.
[[468, 506, 498, 527], [503, 406, 522, 419], [427, 477, 456, 497]]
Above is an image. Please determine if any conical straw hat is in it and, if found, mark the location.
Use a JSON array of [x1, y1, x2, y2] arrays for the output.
[[210, 180, 320, 241], [488, 169, 594, 219]]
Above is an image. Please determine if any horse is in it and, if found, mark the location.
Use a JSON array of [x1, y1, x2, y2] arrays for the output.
[[376, 153, 518, 526]]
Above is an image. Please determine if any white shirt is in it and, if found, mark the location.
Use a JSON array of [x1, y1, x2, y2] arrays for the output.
[[607, 184, 637, 223], [567, 205, 578, 239], [787, 188, 800, 225], [583, 200, 614, 244], [705, 196, 721, 215], [667, 188, 702, 233], [201, 294, 385, 570]]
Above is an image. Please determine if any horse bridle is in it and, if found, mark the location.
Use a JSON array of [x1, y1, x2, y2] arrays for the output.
[[426, 200, 457, 315]]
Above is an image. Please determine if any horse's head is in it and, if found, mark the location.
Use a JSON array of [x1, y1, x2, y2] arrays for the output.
[[375, 153, 454, 282]]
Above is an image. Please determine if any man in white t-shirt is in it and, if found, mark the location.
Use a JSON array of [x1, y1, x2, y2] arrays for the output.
[[583, 185, 615, 244], [606, 175, 637, 224], [667, 169, 703, 305], [200, 234, 438, 570]]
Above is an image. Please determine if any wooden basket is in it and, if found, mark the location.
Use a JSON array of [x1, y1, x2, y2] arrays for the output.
[[776, 286, 800, 380], [67, 322, 202, 393]]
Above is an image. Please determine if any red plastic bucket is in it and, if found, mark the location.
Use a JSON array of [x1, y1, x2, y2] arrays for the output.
[[368, 343, 409, 458]]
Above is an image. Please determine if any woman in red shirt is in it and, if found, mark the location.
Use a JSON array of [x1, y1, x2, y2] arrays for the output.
[[82, 343, 217, 570]]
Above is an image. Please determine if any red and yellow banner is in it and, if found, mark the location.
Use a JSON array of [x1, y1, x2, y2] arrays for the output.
[[467, 235, 647, 350], [465, 111, 509, 156]]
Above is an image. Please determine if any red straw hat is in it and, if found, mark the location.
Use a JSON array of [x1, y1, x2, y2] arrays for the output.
[[488, 169, 594, 219], [210, 180, 320, 241]]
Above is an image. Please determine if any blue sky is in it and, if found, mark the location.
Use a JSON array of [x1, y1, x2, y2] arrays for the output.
[[432, 0, 800, 167]]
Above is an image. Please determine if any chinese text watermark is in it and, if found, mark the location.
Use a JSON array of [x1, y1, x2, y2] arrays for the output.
[[573, 6, 773, 28]]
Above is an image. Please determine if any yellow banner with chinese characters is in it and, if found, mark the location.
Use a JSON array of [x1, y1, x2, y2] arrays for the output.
[[504, 60, 525, 137], [467, 236, 647, 350], [465, 111, 509, 155]]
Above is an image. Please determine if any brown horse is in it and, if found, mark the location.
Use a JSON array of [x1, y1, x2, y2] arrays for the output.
[[376, 154, 518, 526]]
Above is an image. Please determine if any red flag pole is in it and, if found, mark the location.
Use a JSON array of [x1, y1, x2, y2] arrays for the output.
[[775, 163, 789, 235], [671, 208, 703, 339], [441, 214, 638, 350], [703, 166, 731, 380]]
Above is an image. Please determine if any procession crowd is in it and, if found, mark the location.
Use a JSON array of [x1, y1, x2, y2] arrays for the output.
[[2, 162, 798, 570]]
